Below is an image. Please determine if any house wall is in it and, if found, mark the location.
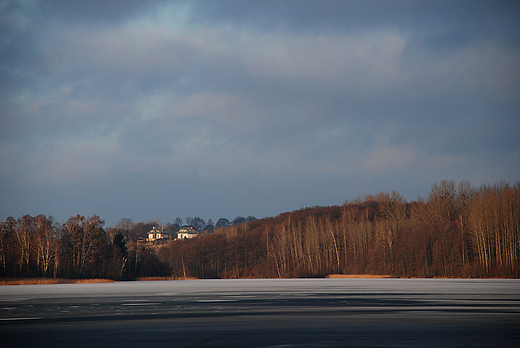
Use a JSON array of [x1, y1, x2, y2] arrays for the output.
[[177, 232, 197, 239]]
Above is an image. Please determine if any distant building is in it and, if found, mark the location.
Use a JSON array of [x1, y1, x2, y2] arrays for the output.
[[203, 224, 214, 234], [146, 227, 171, 242], [177, 225, 198, 239]]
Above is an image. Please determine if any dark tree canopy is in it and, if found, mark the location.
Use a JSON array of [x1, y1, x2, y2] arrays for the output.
[[215, 218, 231, 228], [191, 217, 206, 231], [232, 216, 246, 225]]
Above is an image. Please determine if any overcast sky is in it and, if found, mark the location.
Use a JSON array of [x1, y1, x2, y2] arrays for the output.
[[1, 0, 519, 227]]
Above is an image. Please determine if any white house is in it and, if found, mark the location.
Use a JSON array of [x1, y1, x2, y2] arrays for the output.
[[146, 227, 171, 242], [177, 226, 198, 240]]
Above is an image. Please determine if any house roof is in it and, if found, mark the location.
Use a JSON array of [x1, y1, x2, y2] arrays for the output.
[[148, 227, 170, 235]]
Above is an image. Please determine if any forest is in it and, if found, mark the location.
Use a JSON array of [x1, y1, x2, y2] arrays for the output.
[[1, 180, 519, 280]]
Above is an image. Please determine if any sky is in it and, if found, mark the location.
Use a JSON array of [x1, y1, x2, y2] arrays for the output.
[[1, 0, 519, 227]]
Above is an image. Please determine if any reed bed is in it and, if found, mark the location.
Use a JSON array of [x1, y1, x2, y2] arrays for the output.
[[0, 278, 115, 286], [135, 276, 198, 281], [327, 274, 393, 279]]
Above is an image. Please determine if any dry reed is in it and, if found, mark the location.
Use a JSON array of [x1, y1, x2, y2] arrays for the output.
[[326, 274, 393, 279], [135, 276, 198, 281], [0, 278, 114, 286]]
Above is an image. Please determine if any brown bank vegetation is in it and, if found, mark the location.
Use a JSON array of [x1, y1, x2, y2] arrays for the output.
[[0, 278, 114, 286]]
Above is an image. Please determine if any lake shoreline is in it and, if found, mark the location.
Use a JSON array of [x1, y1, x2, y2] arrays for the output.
[[4, 273, 516, 285]]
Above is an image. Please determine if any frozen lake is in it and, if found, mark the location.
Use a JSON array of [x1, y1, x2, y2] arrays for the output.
[[1, 278, 519, 347]]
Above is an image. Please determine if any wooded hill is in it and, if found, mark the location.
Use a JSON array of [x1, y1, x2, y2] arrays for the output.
[[161, 180, 520, 279], [1, 180, 519, 280]]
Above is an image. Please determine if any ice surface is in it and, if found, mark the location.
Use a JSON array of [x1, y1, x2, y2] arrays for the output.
[[1, 278, 519, 347]]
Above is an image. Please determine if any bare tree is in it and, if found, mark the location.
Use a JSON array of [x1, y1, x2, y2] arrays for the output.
[[116, 218, 134, 231], [64, 215, 105, 278], [0, 218, 16, 276], [33, 215, 59, 277], [13, 215, 33, 276]]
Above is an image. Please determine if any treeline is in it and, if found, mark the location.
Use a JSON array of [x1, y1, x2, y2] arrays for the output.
[[0, 214, 255, 280], [1, 180, 519, 280], [0, 214, 129, 279], [161, 180, 520, 279]]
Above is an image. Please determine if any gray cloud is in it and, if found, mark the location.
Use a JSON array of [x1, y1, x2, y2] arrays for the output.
[[1, 0, 519, 225]]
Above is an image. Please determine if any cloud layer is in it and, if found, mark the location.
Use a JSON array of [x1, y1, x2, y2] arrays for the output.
[[1, 0, 519, 225]]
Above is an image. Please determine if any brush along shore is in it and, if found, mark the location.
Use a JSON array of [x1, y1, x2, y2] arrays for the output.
[[0, 278, 115, 286], [327, 274, 393, 278]]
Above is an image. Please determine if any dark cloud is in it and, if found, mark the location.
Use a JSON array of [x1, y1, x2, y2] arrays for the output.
[[1, 0, 519, 226], [196, 0, 519, 35], [38, 0, 155, 24]]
